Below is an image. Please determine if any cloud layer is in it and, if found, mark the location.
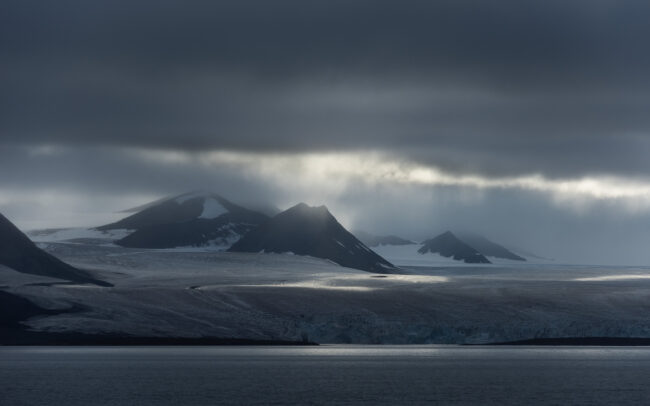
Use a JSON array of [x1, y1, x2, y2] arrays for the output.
[[3, 1, 650, 177], [2, 1, 650, 264]]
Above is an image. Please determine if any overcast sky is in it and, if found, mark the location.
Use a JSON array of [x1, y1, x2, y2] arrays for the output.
[[2, 1, 650, 264]]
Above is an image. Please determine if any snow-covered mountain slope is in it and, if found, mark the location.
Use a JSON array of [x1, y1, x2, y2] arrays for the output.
[[353, 230, 415, 247], [97, 192, 269, 249], [0, 213, 109, 286], [5, 239, 650, 344], [229, 203, 398, 274], [419, 231, 491, 264]]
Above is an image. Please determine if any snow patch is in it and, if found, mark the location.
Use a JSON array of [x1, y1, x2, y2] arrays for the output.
[[224, 282, 376, 292], [199, 198, 228, 219], [574, 274, 650, 282], [27, 228, 134, 243]]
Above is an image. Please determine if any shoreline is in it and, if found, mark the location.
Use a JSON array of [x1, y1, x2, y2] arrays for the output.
[[0, 327, 318, 346], [487, 337, 650, 346]]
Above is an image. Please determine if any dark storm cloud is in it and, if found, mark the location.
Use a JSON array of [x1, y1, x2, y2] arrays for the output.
[[3, 0, 650, 177]]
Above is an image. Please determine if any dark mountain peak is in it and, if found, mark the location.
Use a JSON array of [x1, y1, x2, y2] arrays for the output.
[[99, 191, 257, 231], [118, 190, 221, 213], [174, 191, 240, 212], [285, 202, 330, 215], [0, 213, 109, 286], [456, 232, 526, 261], [0, 212, 32, 247], [419, 231, 490, 264], [271, 203, 335, 230], [439, 230, 456, 239], [425, 230, 463, 245], [229, 205, 397, 274], [100, 192, 269, 249]]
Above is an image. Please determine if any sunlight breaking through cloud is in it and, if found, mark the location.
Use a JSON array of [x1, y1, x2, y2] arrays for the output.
[[132, 148, 650, 211]]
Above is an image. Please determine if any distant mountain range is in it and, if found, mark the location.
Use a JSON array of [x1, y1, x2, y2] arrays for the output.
[[99, 192, 268, 249], [97, 193, 397, 273], [92, 191, 527, 268], [0, 213, 109, 286], [229, 203, 398, 274], [367, 229, 527, 265], [456, 232, 525, 261]]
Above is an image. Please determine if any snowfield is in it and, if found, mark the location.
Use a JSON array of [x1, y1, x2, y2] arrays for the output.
[[4, 237, 650, 344], [198, 197, 229, 219]]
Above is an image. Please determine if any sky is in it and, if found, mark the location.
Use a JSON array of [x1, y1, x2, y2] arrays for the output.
[[2, 1, 650, 264]]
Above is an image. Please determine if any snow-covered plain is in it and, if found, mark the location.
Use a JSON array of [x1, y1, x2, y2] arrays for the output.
[[4, 236, 650, 344]]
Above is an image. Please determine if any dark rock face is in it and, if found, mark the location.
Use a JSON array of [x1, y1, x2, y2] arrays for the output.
[[457, 233, 526, 261], [99, 192, 268, 249], [0, 213, 109, 286], [229, 203, 398, 274], [98, 197, 206, 231], [418, 231, 491, 264], [354, 230, 415, 247], [0, 290, 63, 328], [117, 217, 263, 249], [99, 192, 264, 230]]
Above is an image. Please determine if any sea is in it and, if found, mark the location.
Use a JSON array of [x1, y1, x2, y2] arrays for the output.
[[1, 345, 649, 405]]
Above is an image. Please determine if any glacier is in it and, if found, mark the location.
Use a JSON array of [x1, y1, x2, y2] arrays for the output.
[[3, 236, 650, 344]]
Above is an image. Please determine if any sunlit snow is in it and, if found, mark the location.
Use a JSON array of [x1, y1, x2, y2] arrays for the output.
[[4, 237, 650, 344]]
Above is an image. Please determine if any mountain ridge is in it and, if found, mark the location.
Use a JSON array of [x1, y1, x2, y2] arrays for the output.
[[229, 203, 398, 273], [0, 213, 109, 286], [98, 192, 268, 249], [456, 232, 525, 261], [419, 231, 491, 264]]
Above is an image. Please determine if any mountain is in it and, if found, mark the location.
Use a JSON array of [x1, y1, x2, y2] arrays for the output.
[[0, 213, 109, 286], [418, 231, 491, 264], [119, 193, 282, 217], [354, 230, 415, 247], [456, 232, 526, 261], [229, 203, 398, 273], [99, 192, 269, 249], [99, 191, 260, 231]]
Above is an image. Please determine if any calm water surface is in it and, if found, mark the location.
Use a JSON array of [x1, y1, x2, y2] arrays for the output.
[[1, 345, 649, 405]]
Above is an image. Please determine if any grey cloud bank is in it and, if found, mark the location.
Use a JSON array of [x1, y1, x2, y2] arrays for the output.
[[1, 1, 650, 264], [3, 1, 650, 176]]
